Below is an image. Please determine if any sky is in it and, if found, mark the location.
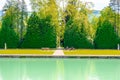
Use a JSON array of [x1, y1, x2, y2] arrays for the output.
[[81, 0, 110, 10], [0, 0, 110, 11]]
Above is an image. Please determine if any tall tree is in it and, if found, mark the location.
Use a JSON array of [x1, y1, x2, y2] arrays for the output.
[[94, 7, 119, 49], [90, 16, 99, 41], [19, 0, 28, 42], [3, 0, 28, 40], [38, 0, 60, 46], [0, 9, 19, 48], [0, 21, 1, 28], [21, 12, 56, 48], [99, 7, 115, 25], [21, 12, 41, 48], [30, 0, 60, 47], [94, 20, 119, 49], [64, 18, 93, 48], [63, 0, 93, 48], [3, 0, 21, 34]]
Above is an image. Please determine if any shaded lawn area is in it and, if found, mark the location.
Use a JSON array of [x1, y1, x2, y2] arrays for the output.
[[64, 49, 120, 56], [0, 49, 54, 55]]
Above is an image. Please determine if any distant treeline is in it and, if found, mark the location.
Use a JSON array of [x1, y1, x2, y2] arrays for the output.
[[0, 0, 120, 49]]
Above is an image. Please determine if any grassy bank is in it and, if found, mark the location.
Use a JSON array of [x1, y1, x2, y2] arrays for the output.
[[0, 49, 54, 56], [64, 49, 120, 56], [0, 49, 120, 56]]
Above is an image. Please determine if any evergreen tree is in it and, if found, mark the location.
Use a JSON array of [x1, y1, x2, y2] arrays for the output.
[[63, 0, 93, 48], [94, 7, 119, 49], [0, 12, 19, 48], [3, 0, 20, 34], [38, 0, 59, 47], [39, 15, 56, 48], [3, 0, 28, 41], [64, 18, 93, 49], [94, 20, 119, 49], [21, 12, 56, 48], [21, 12, 41, 48], [30, 0, 59, 47], [1, 0, 28, 48]]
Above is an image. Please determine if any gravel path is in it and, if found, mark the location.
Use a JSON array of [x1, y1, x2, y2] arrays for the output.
[[53, 49, 64, 56]]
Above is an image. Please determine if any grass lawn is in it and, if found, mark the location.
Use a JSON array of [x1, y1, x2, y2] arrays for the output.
[[64, 49, 120, 56], [0, 49, 120, 56], [0, 49, 54, 56]]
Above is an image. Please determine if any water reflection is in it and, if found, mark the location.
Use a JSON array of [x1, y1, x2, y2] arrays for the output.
[[86, 60, 100, 80], [22, 63, 30, 80], [56, 60, 64, 80], [0, 58, 119, 80], [0, 70, 2, 80]]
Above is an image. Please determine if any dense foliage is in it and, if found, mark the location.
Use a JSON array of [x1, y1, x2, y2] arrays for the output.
[[94, 20, 119, 49], [21, 13, 56, 48], [0, 0, 119, 49], [3, 0, 28, 38], [0, 12, 19, 48], [0, 21, 1, 28], [63, 0, 93, 48], [21, 13, 41, 48], [64, 18, 93, 49], [94, 7, 119, 49]]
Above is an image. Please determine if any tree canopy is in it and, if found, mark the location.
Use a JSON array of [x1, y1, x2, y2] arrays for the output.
[[94, 7, 119, 49], [21, 12, 56, 48], [0, 0, 119, 49], [64, 0, 93, 48], [0, 9, 19, 48]]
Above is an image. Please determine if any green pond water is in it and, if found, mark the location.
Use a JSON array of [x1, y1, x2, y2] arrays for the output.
[[0, 58, 120, 80]]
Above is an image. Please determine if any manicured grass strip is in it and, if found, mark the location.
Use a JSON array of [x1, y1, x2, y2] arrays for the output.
[[64, 50, 120, 56], [0, 49, 54, 55]]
